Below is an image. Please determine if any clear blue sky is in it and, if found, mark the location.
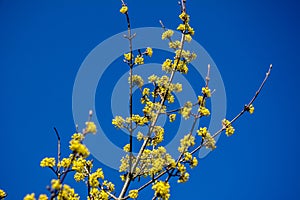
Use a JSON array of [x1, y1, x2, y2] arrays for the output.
[[0, 0, 299, 199]]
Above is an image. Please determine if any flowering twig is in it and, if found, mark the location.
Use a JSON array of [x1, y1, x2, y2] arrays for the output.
[[190, 64, 273, 156]]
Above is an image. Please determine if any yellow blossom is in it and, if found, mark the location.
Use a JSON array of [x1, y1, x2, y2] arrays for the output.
[[177, 24, 186, 31], [38, 194, 48, 200], [129, 190, 139, 199], [199, 106, 210, 116], [59, 184, 79, 200], [85, 121, 97, 134], [51, 179, 61, 190], [74, 172, 85, 182], [178, 172, 190, 183], [134, 55, 144, 65], [129, 75, 144, 88], [0, 189, 6, 198], [169, 114, 176, 122], [184, 152, 192, 161], [58, 157, 71, 168], [137, 131, 144, 141], [184, 34, 192, 42], [202, 87, 211, 97], [40, 157, 55, 168], [179, 12, 190, 22], [24, 193, 35, 200], [222, 119, 235, 136], [69, 140, 90, 157], [248, 104, 254, 114], [112, 116, 125, 129], [190, 157, 198, 168], [152, 181, 170, 200], [123, 144, 131, 152], [145, 47, 153, 57], [178, 134, 195, 153], [161, 30, 174, 40], [124, 52, 133, 61], [120, 5, 128, 14]]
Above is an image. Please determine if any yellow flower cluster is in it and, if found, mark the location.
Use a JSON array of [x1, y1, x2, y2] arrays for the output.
[[69, 138, 90, 158], [129, 190, 139, 199], [129, 75, 144, 88], [112, 116, 125, 129], [169, 114, 176, 122], [161, 58, 189, 74], [145, 47, 153, 57], [24, 193, 35, 200], [24, 193, 48, 200], [152, 126, 165, 146], [175, 50, 197, 63], [180, 101, 193, 119], [40, 157, 55, 168], [38, 194, 48, 200], [198, 106, 210, 116], [58, 157, 72, 168], [120, 5, 128, 14], [85, 121, 97, 134], [178, 134, 195, 153], [72, 157, 87, 172], [222, 119, 235, 136], [89, 188, 109, 200], [103, 180, 115, 192], [177, 23, 194, 36], [131, 114, 148, 126], [51, 179, 61, 190], [202, 87, 211, 97], [119, 146, 175, 177], [58, 184, 79, 200], [169, 40, 181, 49], [197, 127, 216, 150], [0, 189, 6, 199], [134, 55, 144, 65], [161, 30, 174, 40], [183, 152, 198, 168], [162, 59, 173, 73], [89, 168, 105, 188], [179, 12, 190, 22], [173, 59, 188, 74], [152, 181, 170, 200], [124, 52, 133, 61], [123, 144, 130, 152], [184, 34, 192, 42], [248, 104, 254, 114], [137, 131, 144, 141]]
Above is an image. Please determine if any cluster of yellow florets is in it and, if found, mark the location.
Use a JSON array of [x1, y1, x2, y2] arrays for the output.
[[222, 119, 235, 136], [119, 146, 175, 178], [178, 134, 195, 153], [152, 181, 170, 200], [162, 30, 174, 40], [180, 101, 193, 119], [202, 87, 211, 97], [0, 189, 7, 199], [197, 127, 216, 150], [129, 75, 144, 88], [40, 157, 56, 168], [128, 190, 139, 199], [85, 121, 97, 134]]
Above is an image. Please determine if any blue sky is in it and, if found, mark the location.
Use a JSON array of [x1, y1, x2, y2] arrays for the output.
[[1, 0, 300, 199]]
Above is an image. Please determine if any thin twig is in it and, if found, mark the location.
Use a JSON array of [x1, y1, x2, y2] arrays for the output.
[[53, 127, 61, 178]]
